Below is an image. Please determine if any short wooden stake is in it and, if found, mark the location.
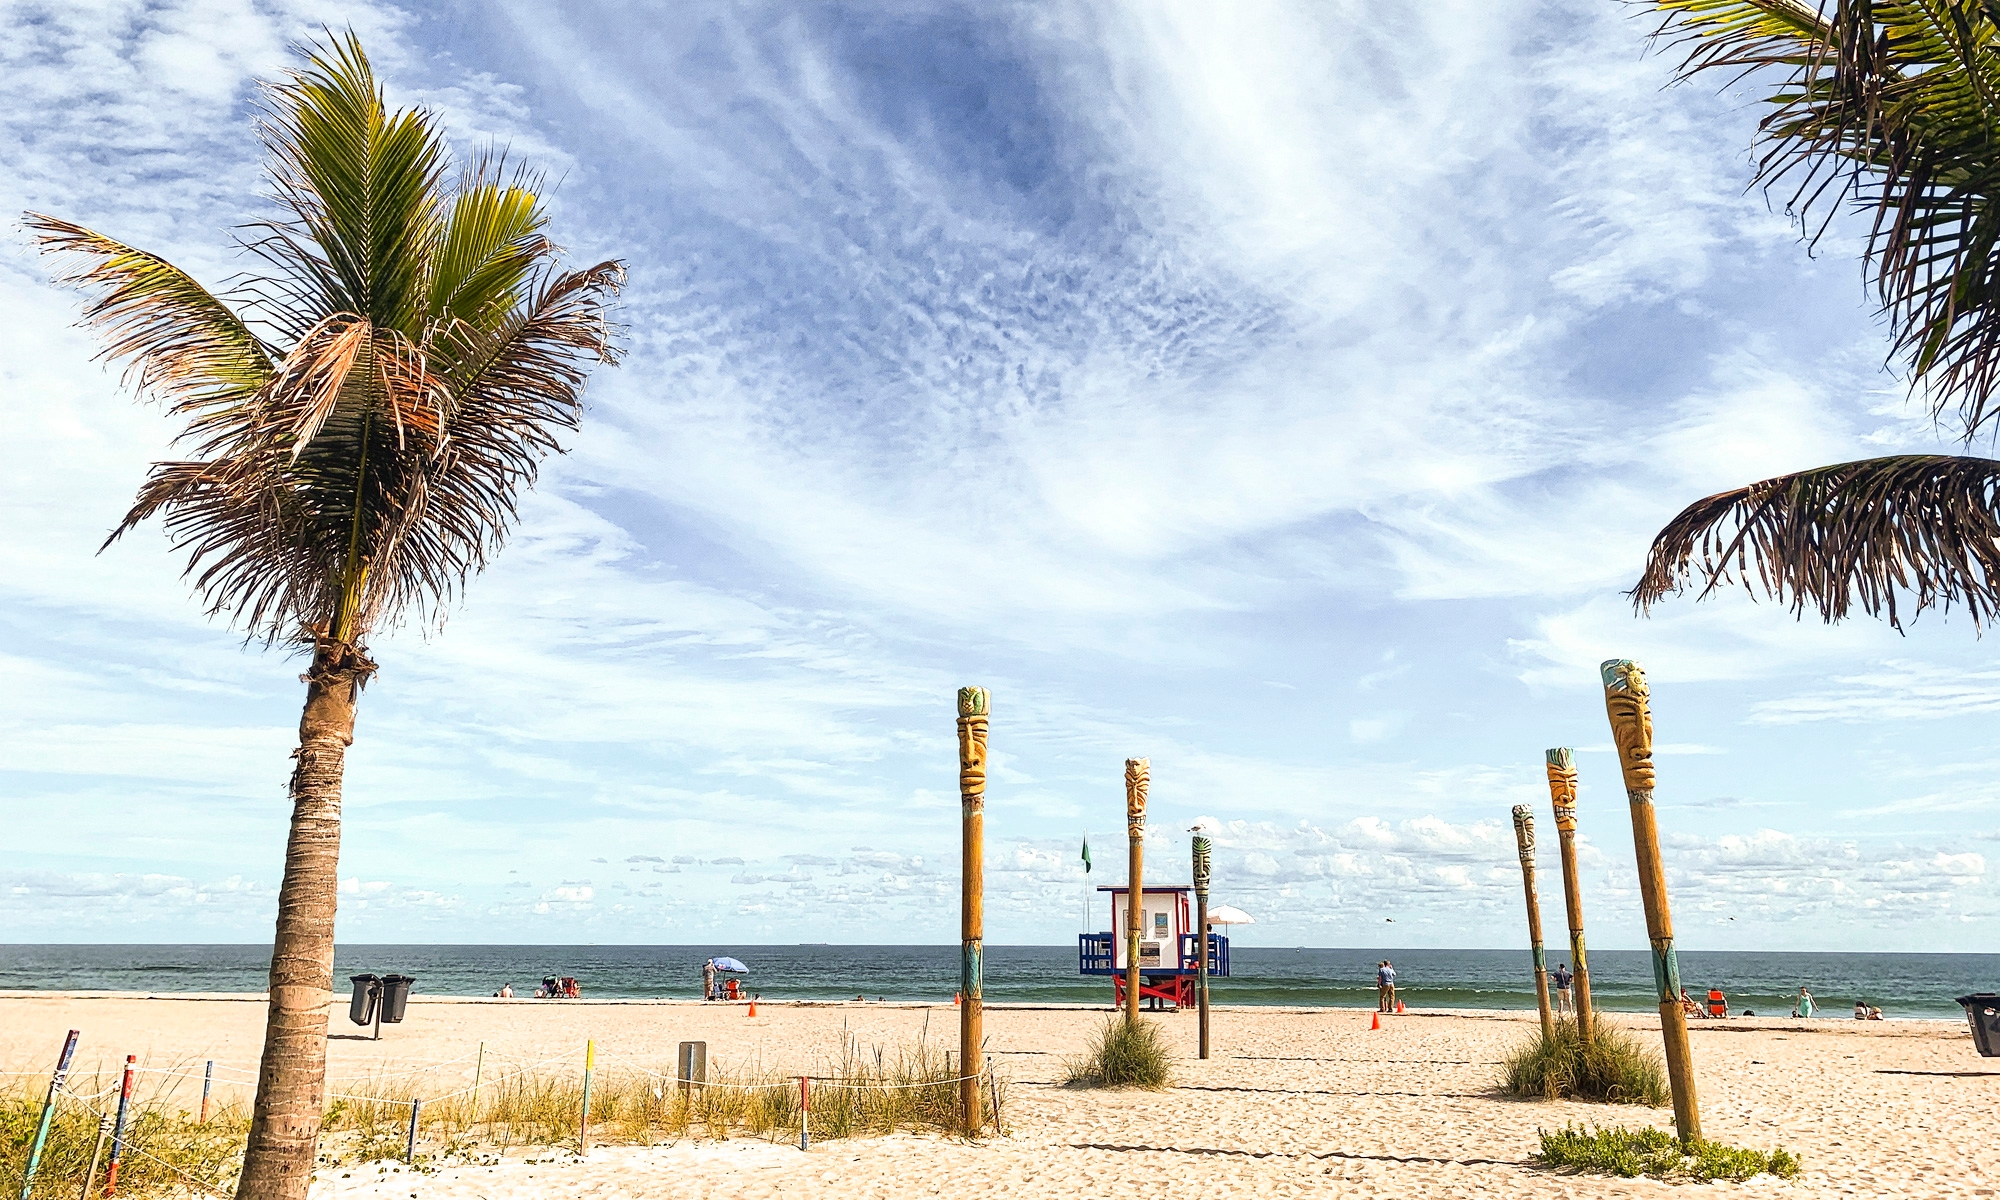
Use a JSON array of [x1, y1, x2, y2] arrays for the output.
[[17, 1027, 78, 1200], [79, 1113, 113, 1200], [1124, 758, 1149, 1023], [956, 686, 988, 1135], [798, 1076, 810, 1152], [102, 1055, 134, 1197], [985, 1059, 1001, 1134], [198, 1060, 213, 1125], [1546, 747, 1596, 1042], [1192, 833, 1212, 1059], [578, 1040, 595, 1156], [404, 1097, 421, 1164], [1602, 659, 1701, 1145], [1510, 806, 1555, 1038], [472, 1042, 484, 1105]]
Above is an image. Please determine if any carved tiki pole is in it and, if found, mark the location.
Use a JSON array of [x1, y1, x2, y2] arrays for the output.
[[1601, 660, 1701, 1145], [1510, 806, 1555, 1039], [1545, 746, 1595, 1042], [956, 686, 989, 1133], [1192, 832, 1212, 1059], [1124, 757, 1149, 1024]]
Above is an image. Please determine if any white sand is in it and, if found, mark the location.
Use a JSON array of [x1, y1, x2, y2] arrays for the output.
[[3, 993, 1994, 1198]]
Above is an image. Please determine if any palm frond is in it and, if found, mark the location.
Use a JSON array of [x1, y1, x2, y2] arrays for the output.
[[1630, 453, 2000, 628], [258, 30, 446, 336], [1645, 1, 2000, 439], [25, 214, 274, 412], [427, 154, 552, 329]]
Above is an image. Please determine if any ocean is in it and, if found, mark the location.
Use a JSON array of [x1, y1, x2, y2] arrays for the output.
[[3, 945, 1993, 1019]]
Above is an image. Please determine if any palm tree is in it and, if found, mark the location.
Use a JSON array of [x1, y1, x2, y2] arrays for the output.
[[1630, 2, 2000, 627], [29, 34, 622, 1199]]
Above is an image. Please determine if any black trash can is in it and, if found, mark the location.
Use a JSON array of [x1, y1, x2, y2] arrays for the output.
[[348, 974, 380, 1026], [1955, 994, 2000, 1057], [379, 974, 416, 1024]]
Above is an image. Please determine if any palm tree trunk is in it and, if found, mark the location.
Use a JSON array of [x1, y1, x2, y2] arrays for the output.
[[236, 638, 373, 1200]]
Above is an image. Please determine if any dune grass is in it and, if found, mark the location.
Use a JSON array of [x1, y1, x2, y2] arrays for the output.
[[1501, 1019, 1668, 1106], [1062, 1016, 1172, 1089], [1535, 1123, 1801, 1182], [1, 1037, 999, 1192]]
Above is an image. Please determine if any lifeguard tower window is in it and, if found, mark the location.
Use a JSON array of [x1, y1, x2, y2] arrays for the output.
[[1078, 885, 1230, 1009]]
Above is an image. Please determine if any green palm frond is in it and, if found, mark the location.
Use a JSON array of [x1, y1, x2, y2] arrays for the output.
[[1630, 454, 2000, 628], [33, 30, 622, 644], [1647, 1, 2000, 439], [23, 214, 274, 413]]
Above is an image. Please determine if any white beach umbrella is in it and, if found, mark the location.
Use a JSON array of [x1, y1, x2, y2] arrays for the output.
[[1204, 905, 1254, 925]]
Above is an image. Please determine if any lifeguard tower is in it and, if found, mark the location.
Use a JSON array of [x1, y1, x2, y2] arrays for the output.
[[1078, 885, 1230, 1009]]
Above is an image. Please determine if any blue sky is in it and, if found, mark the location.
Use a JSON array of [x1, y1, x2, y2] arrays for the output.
[[1, 0, 1994, 952]]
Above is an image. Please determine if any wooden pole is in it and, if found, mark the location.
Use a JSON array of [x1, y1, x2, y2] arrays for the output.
[[1545, 747, 1595, 1042], [798, 1076, 810, 1152], [102, 1056, 134, 1197], [1123, 758, 1149, 1024], [405, 1097, 421, 1165], [1601, 659, 1701, 1145], [79, 1114, 112, 1200], [1509, 806, 1555, 1039], [1192, 833, 1212, 1059], [199, 1060, 213, 1124], [578, 1039, 595, 1155], [17, 1028, 78, 1200], [956, 686, 989, 1135]]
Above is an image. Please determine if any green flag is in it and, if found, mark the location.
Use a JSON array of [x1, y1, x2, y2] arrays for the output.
[[1081, 835, 1091, 873]]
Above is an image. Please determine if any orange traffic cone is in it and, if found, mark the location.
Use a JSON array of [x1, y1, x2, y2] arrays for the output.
[[1396, 1000, 1406, 1015], [1370, 1010, 1380, 1030], [953, 992, 961, 1006], [747, 999, 757, 1017]]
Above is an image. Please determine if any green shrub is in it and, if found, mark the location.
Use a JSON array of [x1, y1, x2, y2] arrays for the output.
[[1501, 1019, 1668, 1106], [1063, 1017, 1171, 1089], [1535, 1123, 1802, 1182]]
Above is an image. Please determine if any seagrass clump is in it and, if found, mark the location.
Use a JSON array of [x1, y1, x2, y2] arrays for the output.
[[1063, 1017, 1171, 1090], [1501, 1019, 1667, 1106], [1535, 1123, 1800, 1182]]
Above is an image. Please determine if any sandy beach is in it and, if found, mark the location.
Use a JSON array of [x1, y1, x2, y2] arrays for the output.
[[3, 993, 1994, 1198]]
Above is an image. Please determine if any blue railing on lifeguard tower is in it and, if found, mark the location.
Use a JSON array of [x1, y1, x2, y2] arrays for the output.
[[1076, 932, 1229, 976]]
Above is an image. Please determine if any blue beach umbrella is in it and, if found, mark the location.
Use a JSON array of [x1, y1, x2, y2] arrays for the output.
[[711, 957, 749, 973]]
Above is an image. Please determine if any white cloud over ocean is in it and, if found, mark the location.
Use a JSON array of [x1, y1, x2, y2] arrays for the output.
[[2, 0, 1996, 953]]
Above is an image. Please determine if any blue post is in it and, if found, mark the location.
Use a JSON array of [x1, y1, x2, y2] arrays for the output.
[[405, 1097, 421, 1164], [16, 1029, 79, 1200]]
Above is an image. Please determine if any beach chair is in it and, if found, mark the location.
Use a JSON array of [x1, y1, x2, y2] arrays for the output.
[[1706, 989, 1727, 1019]]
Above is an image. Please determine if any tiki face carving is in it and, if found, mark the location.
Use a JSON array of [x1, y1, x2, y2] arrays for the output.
[[1545, 746, 1579, 832], [1511, 805, 1536, 863], [1192, 834, 1211, 894], [1125, 757, 1150, 837], [1600, 659, 1656, 796], [956, 687, 989, 810]]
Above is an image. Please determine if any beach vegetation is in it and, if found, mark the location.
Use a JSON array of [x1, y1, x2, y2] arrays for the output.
[[0, 1072, 247, 1197], [1534, 1123, 1801, 1183], [1501, 1019, 1668, 1106], [1063, 1016, 1172, 1089], [1630, 5, 2000, 630], [25, 29, 622, 1199]]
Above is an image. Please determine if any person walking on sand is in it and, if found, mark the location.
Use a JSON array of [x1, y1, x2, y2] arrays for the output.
[[1792, 987, 1815, 1018], [1552, 962, 1574, 1016], [1377, 960, 1397, 1013]]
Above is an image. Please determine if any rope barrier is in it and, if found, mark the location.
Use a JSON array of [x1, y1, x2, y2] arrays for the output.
[[590, 1047, 987, 1092], [53, 1088, 235, 1199]]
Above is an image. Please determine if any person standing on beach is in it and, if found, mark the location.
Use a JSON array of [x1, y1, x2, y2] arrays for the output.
[[1377, 961, 1397, 1013], [702, 959, 717, 1002], [1552, 963, 1574, 1016]]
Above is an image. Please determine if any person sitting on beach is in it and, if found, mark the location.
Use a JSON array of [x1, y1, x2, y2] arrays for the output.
[[1868, 1005, 1884, 1021], [724, 977, 742, 1001], [498, 983, 513, 999], [1791, 987, 1814, 1018], [1855, 999, 1868, 1020], [1680, 988, 1702, 1017], [1376, 961, 1397, 1013], [1552, 963, 1574, 1015]]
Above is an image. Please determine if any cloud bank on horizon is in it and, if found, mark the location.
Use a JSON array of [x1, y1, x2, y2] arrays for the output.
[[1, 0, 1994, 952]]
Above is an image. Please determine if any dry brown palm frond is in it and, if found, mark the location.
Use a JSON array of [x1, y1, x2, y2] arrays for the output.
[[1630, 453, 2000, 629]]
